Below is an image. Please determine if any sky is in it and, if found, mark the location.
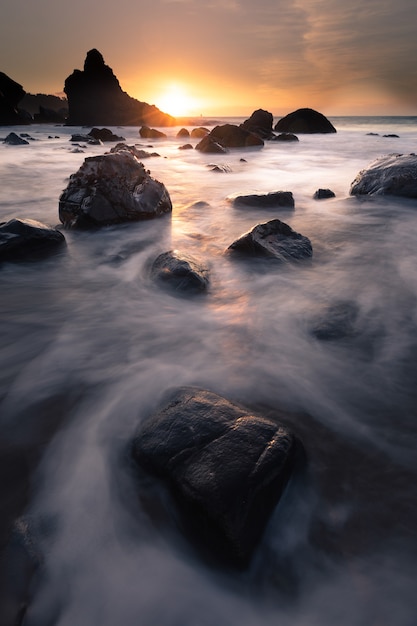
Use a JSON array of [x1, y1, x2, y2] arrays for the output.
[[1, 0, 417, 117]]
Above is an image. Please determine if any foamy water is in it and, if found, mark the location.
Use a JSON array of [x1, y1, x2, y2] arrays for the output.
[[1, 117, 416, 625]]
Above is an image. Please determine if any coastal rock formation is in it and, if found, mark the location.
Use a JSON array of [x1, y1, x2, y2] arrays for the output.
[[59, 148, 172, 229], [194, 135, 228, 154], [3, 132, 29, 145], [0, 72, 30, 125], [232, 191, 294, 209], [240, 109, 274, 139], [64, 49, 175, 127], [88, 127, 125, 142], [313, 188, 336, 199], [196, 124, 264, 152], [139, 126, 167, 139], [274, 108, 336, 134], [150, 250, 210, 293], [190, 127, 209, 138], [0, 218, 66, 262], [132, 386, 300, 565], [350, 153, 417, 198], [272, 132, 299, 142], [228, 218, 312, 261]]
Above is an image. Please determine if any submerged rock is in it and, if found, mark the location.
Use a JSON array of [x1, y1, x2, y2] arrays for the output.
[[0, 218, 66, 262], [350, 153, 417, 198], [3, 132, 29, 145], [232, 191, 294, 209], [139, 126, 167, 139], [59, 151, 172, 229], [313, 188, 336, 200], [274, 108, 336, 134], [132, 387, 301, 566], [228, 219, 312, 261], [150, 250, 210, 293]]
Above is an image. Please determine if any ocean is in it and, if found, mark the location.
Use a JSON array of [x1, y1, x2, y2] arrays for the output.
[[1, 116, 416, 625]]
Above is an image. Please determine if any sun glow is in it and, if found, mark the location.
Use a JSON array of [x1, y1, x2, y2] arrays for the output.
[[155, 84, 199, 117]]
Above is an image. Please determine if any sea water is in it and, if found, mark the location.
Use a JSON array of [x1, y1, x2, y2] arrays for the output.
[[0, 117, 416, 625]]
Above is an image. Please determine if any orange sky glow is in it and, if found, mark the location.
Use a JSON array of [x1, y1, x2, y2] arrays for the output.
[[1, 0, 416, 118]]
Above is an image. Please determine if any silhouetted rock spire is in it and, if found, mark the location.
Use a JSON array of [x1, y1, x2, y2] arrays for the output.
[[64, 49, 175, 127]]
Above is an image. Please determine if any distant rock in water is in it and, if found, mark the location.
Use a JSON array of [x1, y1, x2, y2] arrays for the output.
[[88, 127, 125, 142], [228, 219, 312, 261], [3, 132, 29, 145], [196, 124, 264, 152], [272, 132, 299, 142], [139, 126, 167, 139], [274, 108, 336, 134], [20, 93, 68, 122], [0, 72, 30, 125], [150, 250, 210, 294], [64, 49, 175, 127], [350, 153, 417, 198], [240, 109, 274, 139], [313, 188, 336, 200], [59, 148, 172, 229], [0, 218, 66, 263], [232, 191, 294, 209], [132, 386, 301, 566]]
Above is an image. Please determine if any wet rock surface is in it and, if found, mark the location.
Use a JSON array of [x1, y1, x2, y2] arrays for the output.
[[132, 387, 300, 566], [350, 153, 417, 198], [58, 149, 172, 228], [274, 108, 336, 134], [150, 250, 210, 293], [232, 191, 294, 209], [0, 218, 66, 263], [228, 219, 313, 261]]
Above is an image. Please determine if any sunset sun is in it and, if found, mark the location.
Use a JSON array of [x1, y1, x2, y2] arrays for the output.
[[155, 84, 198, 117]]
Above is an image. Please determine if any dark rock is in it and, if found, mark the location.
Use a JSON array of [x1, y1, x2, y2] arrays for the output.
[[272, 133, 299, 142], [178, 143, 193, 150], [274, 108, 336, 134], [64, 49, 175, 126], [69, 133, 101, 145], [109, 142, 159, 159], [207, 163, 232, 173], [194, 135, 228, 154], [313, 188, 336, 200], [34, 105, 66, 124], [228, 219, 312, 261], [190, 127, 209, 138], [20, 93, 68, 122], [3, 132, 29, 145], [0, 72, 30, 125], [150, 250, 210, 293], [383, 134, 399, 138], [177, 128, 190, 138], [232, 191, 294, 209], [88, 127, 125, 142], [139, 126, 167, 139], [367, 132, 379, 136], [59, 151, 172, 229], [240, 109, 274, 139], [204, 124, 264, 149], [132, 386, 300, 566], [0, 218, 66, 262], [310, 301, 359, 341], [350, 153, 417, 198]]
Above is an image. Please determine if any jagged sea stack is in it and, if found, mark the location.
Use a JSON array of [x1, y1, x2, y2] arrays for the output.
[[64, 49, 175, 127]]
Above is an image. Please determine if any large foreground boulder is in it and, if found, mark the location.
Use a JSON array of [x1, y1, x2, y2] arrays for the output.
[[196, 124, 264, 151], [274, 108, 336, 134], [64, 49, 175, 126], [59, 149, 172, 229], [132, 387, 300, 565], [228, 219, 312, 261], [0, 218, 66, 262], [350, 153, 417, 198], [150, 250, 210, 294], [0, 72, 29, 125]]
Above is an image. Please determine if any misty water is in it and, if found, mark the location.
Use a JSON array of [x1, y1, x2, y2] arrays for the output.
[[1, 117, 417, 625]]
